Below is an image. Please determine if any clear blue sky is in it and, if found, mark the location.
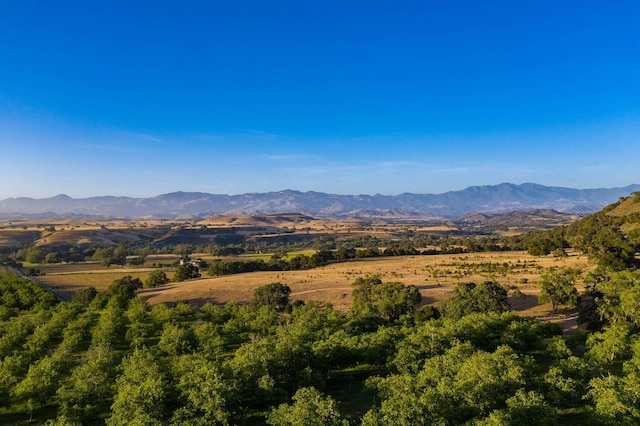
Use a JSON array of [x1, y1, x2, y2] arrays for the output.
[[1, 1, 639, 199]]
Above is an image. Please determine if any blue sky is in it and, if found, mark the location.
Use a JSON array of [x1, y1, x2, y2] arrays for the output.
[[1, 1, 639, 199]]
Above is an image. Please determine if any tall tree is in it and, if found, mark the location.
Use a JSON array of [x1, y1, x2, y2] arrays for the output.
[[173, 263, 200, 282], [440, 281, 510, 320], [57, 345, 115, 422], [266, 387, 347, 426], [171, 355, 234, 425], [107, 348, 168, 425], [350, 276, 422, 323], [537, 268, 579, 315], [251, 283, 291, 312], [144, 270, 169, 288]]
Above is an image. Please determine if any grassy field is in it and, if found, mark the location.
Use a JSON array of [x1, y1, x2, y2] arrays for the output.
[[28, 249, 592, 331], [142, 250, 591, 330], [30, 249, 296, 295], [34, 267, 163, 302], [33, 256, 179, 300], [237, 250, 316, 261]]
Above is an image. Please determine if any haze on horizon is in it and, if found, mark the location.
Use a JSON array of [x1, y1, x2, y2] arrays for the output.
[[1, 1, 639, 200]]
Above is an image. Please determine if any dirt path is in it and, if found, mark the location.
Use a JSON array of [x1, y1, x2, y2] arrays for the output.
[[290, 287, 353, 296], [12, 267, 72, 302]]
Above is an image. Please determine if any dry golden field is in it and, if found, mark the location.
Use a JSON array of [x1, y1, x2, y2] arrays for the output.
[[3, 214, 595, 331], [29, 250, 593, 331], [0, 219, 171, 252], [32, 255, 181, 300], [195, 214, 438, 239], [0, 214, 456, 251], [137, 250, 591, 331], [34, 266, 160, 302]]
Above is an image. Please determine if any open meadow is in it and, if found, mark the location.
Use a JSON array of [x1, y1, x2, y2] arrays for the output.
[[143, 250, 591, 330], [32, 254, 180, 301], [30, 249, 593, 332], [1, 212, 601, 333]]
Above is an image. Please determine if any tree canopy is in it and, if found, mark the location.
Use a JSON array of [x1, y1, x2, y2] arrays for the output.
[[537, 267, 579, 315], [440, 281, 511, 320], [350, 275, 422, 323], [251, 282, 291, 312], [172, 263, 200, 282]]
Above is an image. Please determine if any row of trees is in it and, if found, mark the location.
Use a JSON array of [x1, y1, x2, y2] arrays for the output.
[[207, 251, 337, 276], [3, 262, 640, 424]]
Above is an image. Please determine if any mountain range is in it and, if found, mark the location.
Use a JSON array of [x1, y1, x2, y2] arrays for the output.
[[0, 183, 638, 220]]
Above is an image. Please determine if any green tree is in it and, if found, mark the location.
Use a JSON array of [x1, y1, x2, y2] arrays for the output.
[[72, 287, 97, 306], [587, 339, 640, 425], [350, 276, 422, 323], [144, 270, 169, 288], [14, 351, 72, 420], [543, 356, 591, 407], [112, 244, 128, 267], [170, 355, 234, 425], [107, 348, 168, 425], [440, 281, 510, 320], [537, 268, 579, 315], [251, 283, 291, 312], [370, 281, 422, 323], [588, 374, 640, 425], [106, 276, 143, 304], [174, 243, 193, 257], [57, 345, 115, 422], [479, 389, 556, 425], [125, 301, 154, 349], [589, 270, 640, 327], [92, 247, 115, 267], [565, 210, 636, 270], [414, 305, 440, 323], [194, 322, 226, 358], [44, 252, 59, 264], [586, 323, 631, 364], [266, 387, 347, 426], [365, 343, 532, 425], [157, 323, 196, 357], [129, 256, 146, 267], [173, 263, 200, 282], [91, 299, 126, 347], [125, 297, 151, 324], [25, 247, 46, 264]]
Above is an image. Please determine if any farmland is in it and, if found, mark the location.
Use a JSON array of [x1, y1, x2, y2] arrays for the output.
[[29, 249, 592, 333]]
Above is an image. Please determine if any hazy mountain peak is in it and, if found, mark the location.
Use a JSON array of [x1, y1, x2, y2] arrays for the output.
[[51, 194, 72, 200], [1, 183, 638, 219]]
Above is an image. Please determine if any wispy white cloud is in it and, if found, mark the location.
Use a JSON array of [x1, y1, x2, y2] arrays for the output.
[[120, 131, 166, 144]]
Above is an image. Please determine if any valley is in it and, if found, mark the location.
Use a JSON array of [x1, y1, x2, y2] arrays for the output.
[[1, 192, 639, 424]]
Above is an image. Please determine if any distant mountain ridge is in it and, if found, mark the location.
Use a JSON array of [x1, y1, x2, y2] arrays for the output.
[[0, 183, 638, 219]]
